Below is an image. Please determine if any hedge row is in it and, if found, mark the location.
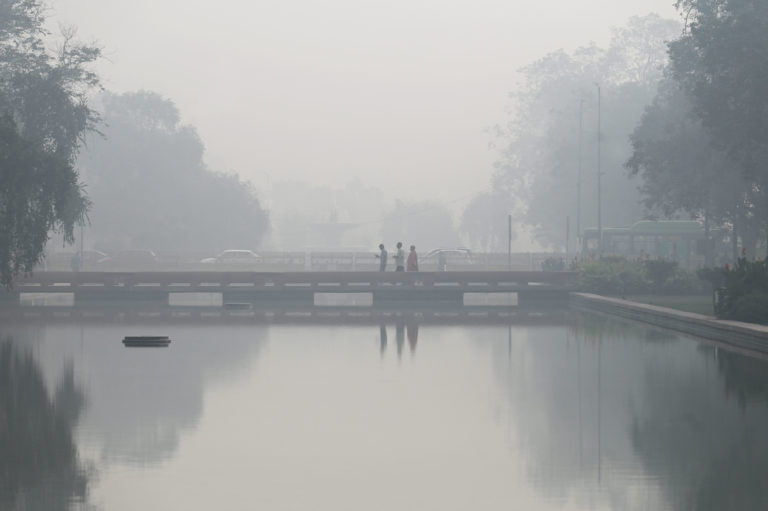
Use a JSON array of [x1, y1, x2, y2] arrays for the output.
[[699, 258, 768, 324], [550, 257, 710, 296]]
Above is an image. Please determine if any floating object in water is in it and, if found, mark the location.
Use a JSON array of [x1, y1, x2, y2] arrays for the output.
[[123, 336, 171, 347]]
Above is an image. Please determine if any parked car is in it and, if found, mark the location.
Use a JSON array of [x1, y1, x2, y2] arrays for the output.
[[38, 250, 110, 271], [80, 250, 111, 270], [201, 250, 261, 265], [423, 248, 473, 271]]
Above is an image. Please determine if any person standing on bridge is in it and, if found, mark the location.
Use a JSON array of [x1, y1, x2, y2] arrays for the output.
[[375, 244, 388, 271], [407, 245, 418, 271], [394, 242, 406, 272]]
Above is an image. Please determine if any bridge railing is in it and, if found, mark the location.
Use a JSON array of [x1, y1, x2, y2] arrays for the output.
[[10, 270, 578, 292], [36, 251, 565, 272]]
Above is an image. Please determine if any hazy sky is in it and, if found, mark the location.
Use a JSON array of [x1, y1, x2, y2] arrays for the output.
[[52, 0, 679, 204]]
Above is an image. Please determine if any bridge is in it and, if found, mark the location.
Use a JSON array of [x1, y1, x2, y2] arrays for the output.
[[2, 270, 578, 307]]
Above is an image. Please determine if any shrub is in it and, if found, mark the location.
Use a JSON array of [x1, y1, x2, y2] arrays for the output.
[[643, 260, 678, 291], [664, 267, 710, 295], [729, 292, 768, 324], [575, 257, 709, 296], [542, 258, 566, 272], [577, 257, 648, 296], [713, 258, 768, 323]]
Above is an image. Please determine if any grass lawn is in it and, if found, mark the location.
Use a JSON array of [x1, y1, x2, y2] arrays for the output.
[[625, 294, 714, 316]]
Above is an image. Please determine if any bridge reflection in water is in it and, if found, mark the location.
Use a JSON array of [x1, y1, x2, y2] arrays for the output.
[[0, 303, 571, 326]]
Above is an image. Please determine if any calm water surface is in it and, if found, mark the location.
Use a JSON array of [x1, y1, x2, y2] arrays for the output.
[[2, 311, 768, 510]]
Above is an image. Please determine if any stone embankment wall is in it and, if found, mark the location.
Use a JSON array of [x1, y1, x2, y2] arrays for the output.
[[570, 292, 768, 354]]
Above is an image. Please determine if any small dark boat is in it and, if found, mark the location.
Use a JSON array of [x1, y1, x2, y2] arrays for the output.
[[123, 336, 171, 347]]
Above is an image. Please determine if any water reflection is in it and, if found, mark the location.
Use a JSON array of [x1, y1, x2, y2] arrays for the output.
[[718, 348, 768, 408], [396, 324, 405, 359], [75, 325, 266, 466], [3, 310, 768, 510], [379, 325, 388, 357], [1, 323, 267, 469], [0, 339, 90, 510], [631, 345, 768, 511], [378, 324, 419, 358], [490, 313, 768, 510], [407, 324, 419, 355]]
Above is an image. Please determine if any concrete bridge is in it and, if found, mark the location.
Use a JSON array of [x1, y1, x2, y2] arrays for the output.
[[3, 270, 578, 307]]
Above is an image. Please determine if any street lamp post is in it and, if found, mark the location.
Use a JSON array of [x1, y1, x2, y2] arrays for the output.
[[596, 84, 602, 256], [577, 97, 583, 255]]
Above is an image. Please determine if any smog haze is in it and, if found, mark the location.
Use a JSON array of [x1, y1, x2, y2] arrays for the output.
[[51, 0, 678, 203]]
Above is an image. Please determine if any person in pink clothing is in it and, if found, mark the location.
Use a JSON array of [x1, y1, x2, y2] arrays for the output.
[[406, 245, 418, 271]]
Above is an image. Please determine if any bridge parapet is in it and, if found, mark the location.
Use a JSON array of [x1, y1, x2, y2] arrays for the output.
[[6, 271, 578, 306], [9, 271, 577, 291]]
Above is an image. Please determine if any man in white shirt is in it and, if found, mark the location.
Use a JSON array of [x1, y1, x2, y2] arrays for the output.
[[394, 242, 405, 272]]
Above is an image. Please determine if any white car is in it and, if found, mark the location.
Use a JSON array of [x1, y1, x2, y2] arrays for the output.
[[201, 250, 261, 265], [423, 248, 473, 271]]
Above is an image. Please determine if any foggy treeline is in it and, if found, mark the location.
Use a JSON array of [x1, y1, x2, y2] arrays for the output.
[[492, 15, 679, 252], [79, 91, 269, 252], [2, 0, 767, 282], [491, 4, 768, 263]]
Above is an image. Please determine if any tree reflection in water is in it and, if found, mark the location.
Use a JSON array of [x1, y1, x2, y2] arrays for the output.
[[489, 313, 768, 510], [0, 339, 90, 510], [632, 346, 768, 511]]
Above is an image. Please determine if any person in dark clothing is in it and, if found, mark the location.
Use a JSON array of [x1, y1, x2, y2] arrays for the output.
[[375, 244, 388, 271]]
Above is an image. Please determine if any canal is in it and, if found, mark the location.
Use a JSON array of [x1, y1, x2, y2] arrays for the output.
[[1, 310, 767, 510]]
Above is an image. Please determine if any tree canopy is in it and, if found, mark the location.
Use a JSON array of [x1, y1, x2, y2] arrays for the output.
[[490, 15, 680, 251], [380, 199, 461, 250], [0, 0, 100, 285], [669, 0, 768, 178], [79, 91, 269, 252], [626, 0, 768, 259], [460, 191, 513, 252]]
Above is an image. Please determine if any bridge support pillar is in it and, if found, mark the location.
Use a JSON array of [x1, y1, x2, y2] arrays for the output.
[[0, 291, 19, 305], [75, 290, 169, 306], [516, 289, 569, 309]]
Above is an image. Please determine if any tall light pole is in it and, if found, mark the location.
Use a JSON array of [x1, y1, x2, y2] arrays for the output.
[[508, 214, 512, 270], [596, 84, 602, 256], [577, 97, 583, 254]]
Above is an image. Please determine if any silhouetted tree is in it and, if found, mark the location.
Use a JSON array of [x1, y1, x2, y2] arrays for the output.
[[492, 15, 679, 251], [460, 191, 513, 251], [669, 0, 768, 247], [381, 199, 461, 250], [80, 91, 269, 251], [626, 78, 751, 263], [0, 1, 100, 285]]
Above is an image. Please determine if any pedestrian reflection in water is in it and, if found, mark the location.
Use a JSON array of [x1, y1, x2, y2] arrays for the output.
[[396, 324, 405, 359], [379, 325, 387, 356], [407, 324, 419, 355]]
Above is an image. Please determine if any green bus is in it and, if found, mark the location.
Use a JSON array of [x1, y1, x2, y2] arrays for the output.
[[582, 221, 709, 268]]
